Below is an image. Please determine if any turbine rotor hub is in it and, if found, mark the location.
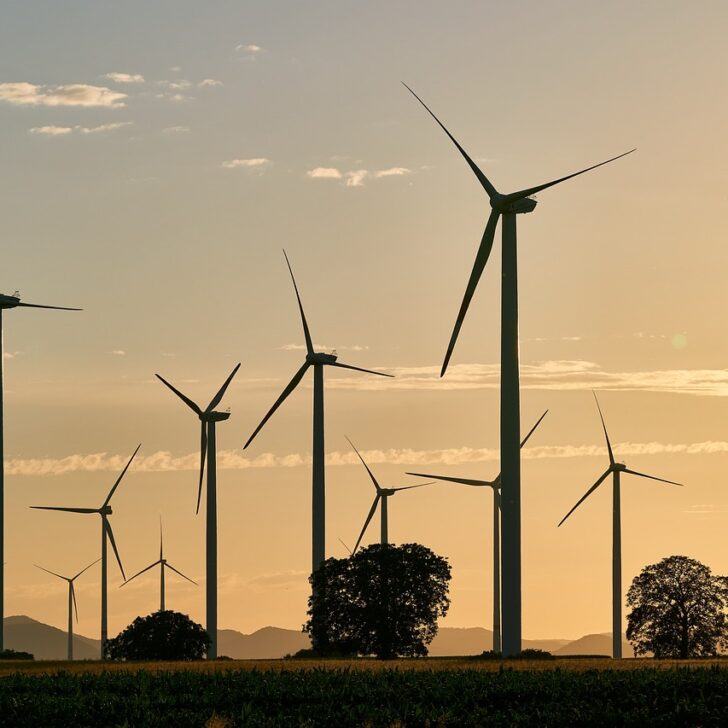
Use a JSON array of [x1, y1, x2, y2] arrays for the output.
[[307, 352, 338, 365], [100, 505, 112, 515], [491, 195, 537, 214], [0, 293, 20, 309], [202, 411, 231, 422]]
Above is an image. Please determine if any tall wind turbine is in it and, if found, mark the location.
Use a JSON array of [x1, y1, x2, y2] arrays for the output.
[[121, 518, 196, 611], [406, 410, 547, 653], [0, 291, 81, 651], [156, 363, 240, 659], [558, 393, 681, 658], [404, 83, 634, 655], [346, 436, 434, 552], [31, 444, 140, 657], [244, 251, 392, 576], [34, 558, 99, 660]]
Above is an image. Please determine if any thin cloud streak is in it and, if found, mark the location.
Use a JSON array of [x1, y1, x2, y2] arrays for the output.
[[7, 440, 726, 477], [0, 82, 127, 107]]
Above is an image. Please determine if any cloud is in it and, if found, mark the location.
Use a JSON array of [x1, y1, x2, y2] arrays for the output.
[[158, 79, 192, 91], [222, 158, 271, 169], [306, 167, 342, 180], [104, 72, 144, 84], [7, 439, 728, 477], [155, 92, 192, 102], [78, 121, 133, 134], [247, 570, 308, 590], [110, 350, 126, 356], [162, 126, 190, 134], [0, 82, 127, 108], [29, 125, 73, 136], [373, 167, 412, 178], [345, 169, 368, 187], [3, 351, 23, 360], [280, 343, 368, 352], [237, 44, 263, 53], [198, 79, 223, 87]]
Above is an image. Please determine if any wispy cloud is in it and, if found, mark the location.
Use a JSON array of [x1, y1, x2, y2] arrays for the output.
[[3, 351, 23, 360], [7, 439, 726, 477], [110, 350, 126, 356], [280, 343, 368, 352], [162, 125, 190, 134], [198, 78, 223, 87], [104, 72, 144, 84], [306, 167, 342, 180], [222, 158, 271, 170], [158, 79, 192, 91], [373, 167, 413, 178], [306, 166, 413, 188], [0, 82, 127, 108], [30, 122, 133, 136], [247, 570, 308, 590], [236, 43, 265, 61], [29, 125, 73, 136], [345, 169, 369, 187]]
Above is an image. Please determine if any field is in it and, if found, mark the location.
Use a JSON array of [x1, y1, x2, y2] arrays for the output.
[[2, 658, 728, 726]]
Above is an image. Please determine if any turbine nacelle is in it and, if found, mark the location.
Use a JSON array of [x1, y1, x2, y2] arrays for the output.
[[612, 462, 627, 472], [0, 293, 21, 309], [201, 411, 231, 423], [490, 193, 538, 214], [99, 505, 112, 516], [307, 352, 338, 365]]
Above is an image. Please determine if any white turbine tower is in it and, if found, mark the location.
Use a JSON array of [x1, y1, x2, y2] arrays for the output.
[[156, 363, 240, 659], [0, 290, 81, 651], [558, 393, 682, 658], [407, 410, 547, 653], [31, 444, 140, 657], [34, 558, 99, 660]]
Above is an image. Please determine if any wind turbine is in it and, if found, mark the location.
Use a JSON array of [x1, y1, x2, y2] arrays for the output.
[[0, 291, 81, 651], [244, 251, 392, 577], [346, 436, 434, 552], [34, 558, 99, 660], [406, 410, 547, 653], [156, 363, 240, 659], [31, 444, 140, 657], [558, 393, 681, 658], [121, 518, 196, 612], [404, 83, 634, 655]]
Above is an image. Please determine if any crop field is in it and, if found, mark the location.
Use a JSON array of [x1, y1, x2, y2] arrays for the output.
[[2, 659, 728, 726]]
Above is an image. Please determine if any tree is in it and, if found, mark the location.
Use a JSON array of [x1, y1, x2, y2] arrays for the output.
[[626, 555, 728, 658], [105, 610, 211, 660], [304, 543, 451, 659]]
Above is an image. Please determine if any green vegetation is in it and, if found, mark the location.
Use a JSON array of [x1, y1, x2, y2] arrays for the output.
[[2, 662, 728, 726], [0, 648, 33, 660]]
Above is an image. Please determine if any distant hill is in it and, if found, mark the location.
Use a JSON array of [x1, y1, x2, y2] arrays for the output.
[[3, 615, 101, 660], [4, 615, 632, 660]]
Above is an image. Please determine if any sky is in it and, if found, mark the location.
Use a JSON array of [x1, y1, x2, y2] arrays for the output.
[[1, 0, 728, 644]]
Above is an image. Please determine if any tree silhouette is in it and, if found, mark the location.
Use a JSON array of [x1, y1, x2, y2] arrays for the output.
[[626, 555, 728, 658], [105, 610, 211, 660], [304, 543, 451, 659]]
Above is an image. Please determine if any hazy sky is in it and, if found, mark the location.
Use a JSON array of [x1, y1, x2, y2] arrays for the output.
[[2, 1, 728, 643]]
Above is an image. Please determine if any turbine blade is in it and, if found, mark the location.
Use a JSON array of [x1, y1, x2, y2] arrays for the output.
[[34, 564, 67, 581], [104, 520, 125, 580], [353, 495, 381, 554], [71, 582, 78, 622], [558, 469, 611, 527], [390, 481, 435, 492], [283, 249, 314, 355], [15, 302, 82, 311], [120, 560, 159, 586], [406, 472, 494, 487], [159, 516, 163, 560], [30, 506, 98, 514], [103, 443, 141, 507], [165, 562, 198, 585], [72, 557, 101, 582], [592, 392, 615, 466], [338, 537, 353, 556], [244, 363, 310, 449], [505, 149, 636, 202], [520, 410, 549, 448], [328, 361, 393, 378], [402, 83, 498, 199], [623, 468, 682, 486], [441, 209, 500, 377], [345, 436, 382, 492], [205, 362, 241, 413], [197, 422, 207, 515], [155, 374, 203, 416]]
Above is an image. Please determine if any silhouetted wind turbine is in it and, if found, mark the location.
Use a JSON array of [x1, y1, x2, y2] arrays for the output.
[[0, 291, 81, 651], [156, 363, 240, 659], [558, 393, 681, 658], [346, 436, 434, 552], [407, 410, 547, 653], [121, 518, 196, 611], [244, 251, 392, 576], [404, 83, 634, 655], [34, 558, 99, 660], [31, 444, 140, 657]]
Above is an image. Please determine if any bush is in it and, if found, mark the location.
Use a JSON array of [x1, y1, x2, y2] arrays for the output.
[[0, 649, 34, 660]]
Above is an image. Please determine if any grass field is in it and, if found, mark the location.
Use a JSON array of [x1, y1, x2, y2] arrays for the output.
[[2, 658, 728, 726]]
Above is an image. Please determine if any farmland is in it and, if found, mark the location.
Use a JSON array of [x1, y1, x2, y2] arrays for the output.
[[2, 658, 728, 726]]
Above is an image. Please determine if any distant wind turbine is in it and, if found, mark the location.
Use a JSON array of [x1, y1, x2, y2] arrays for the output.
[[244, 251, 392, 577], [404, 83, 634, 655], [346, 436, 434, 552], [31, 444, 140, 657], [156, 363, 240, 659], [407, 410, 547, 653], [0, 291, 81, 651], [121, 518, 196, 612], [558, 393, 681, 658], [34, 558, 99, 660]]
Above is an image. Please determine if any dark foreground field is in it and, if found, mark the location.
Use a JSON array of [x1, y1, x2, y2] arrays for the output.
[[2, 658, 727, 727]]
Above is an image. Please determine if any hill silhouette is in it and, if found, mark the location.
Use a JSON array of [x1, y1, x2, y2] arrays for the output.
[[4, 616, 101, 660]]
